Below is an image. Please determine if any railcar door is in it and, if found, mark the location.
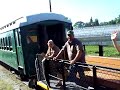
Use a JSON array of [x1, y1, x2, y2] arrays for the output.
[[46, 23, 65, 49], [14, 29, 24, 71], [25, 29, 41, 76], [37, 23, 69, 50], [37, 22, 72, 61]]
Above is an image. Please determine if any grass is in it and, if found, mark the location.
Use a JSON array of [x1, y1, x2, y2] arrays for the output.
[[85, 45, 120, 58], [0, 80, 13, 90]]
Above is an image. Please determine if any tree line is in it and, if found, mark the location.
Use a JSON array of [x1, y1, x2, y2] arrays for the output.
[[73, 15, 120, 28]]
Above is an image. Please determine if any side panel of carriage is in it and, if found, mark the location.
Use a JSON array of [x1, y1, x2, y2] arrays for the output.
[[0, 30, 18, 70], [0, 28, 25, 77], [14, 28, 25, 73]]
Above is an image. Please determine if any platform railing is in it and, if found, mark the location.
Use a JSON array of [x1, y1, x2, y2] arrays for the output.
[[35, 56, 120, 90]]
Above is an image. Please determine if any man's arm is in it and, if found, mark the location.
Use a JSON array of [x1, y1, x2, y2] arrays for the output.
[[112, 39, 120, 52], [44, 48, 49, 58], [111, 32, 120, 52], [54, 49, 64, 59], [53, 43, 67, 60], [47, 49, 59, 59]]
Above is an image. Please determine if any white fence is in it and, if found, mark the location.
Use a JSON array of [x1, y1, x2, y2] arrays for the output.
[[74, 24, 120, 45]]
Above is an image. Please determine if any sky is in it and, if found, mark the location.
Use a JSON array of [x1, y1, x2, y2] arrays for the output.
[[0, 0, 120, 27]]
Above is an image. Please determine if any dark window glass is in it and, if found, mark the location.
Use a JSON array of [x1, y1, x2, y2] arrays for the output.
[[8, 36, 12, 51], [15, 29, 21, 46]]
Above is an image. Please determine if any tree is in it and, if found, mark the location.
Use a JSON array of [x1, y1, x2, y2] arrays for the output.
[[115, 15, 120, 24], [73, 21, 85, 28], [84, 22, 91, 27], [90, 17, 93, 26], [109, 20, 116, 24], [94, 19, 99, 26]]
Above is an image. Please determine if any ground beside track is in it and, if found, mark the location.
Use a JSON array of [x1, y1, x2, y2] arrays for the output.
[[0, 64, 34, 90]]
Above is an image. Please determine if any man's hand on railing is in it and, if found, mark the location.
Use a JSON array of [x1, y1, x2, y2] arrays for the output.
[[52, 57, 57, 61], [69, 60, 75, 65]]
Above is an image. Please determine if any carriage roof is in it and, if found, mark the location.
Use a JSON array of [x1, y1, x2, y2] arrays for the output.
[[0, 13, 72, 33]]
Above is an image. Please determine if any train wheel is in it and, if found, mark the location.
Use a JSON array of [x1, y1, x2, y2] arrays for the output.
[[18, 66, 27, 81], [28, 78, 37, 89], [19, 74, 27, 81]]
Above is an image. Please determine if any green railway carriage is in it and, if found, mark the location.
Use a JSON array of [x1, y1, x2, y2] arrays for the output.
[[0, 13, 72, 78]]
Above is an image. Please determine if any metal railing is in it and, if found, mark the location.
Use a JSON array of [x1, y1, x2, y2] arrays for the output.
[[35, 56, 120, 90]]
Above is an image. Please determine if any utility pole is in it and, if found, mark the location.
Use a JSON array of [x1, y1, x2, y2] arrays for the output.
[[49, 0, 52, 12]]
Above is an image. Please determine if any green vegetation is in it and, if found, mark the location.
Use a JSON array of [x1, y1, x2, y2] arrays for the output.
[[0, 80, 13, 90], [73, 15, 120, 28], [85, 45, 120, 58]]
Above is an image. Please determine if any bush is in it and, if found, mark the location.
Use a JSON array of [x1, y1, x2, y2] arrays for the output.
[[85, 45, 120, 58]]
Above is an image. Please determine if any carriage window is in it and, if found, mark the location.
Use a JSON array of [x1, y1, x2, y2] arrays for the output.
[[26, 36, 37, 44], [65, 24, 73, 32], [15, 29, 21, 46], [0, 39, 1, 49], [30, 36, 37, 42], [8, 36, 12, 51], [3, 38, 5, 50], [18, 29, 21, 46], [5, 37, 8, 50], [27, 29, 38, 44], [1, 38, 3, 49], [4, 37, 6, 50], [5, 37, 9, 50]]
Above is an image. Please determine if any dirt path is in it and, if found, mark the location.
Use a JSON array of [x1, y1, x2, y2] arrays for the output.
[[86, 55, 120, 69], [0, 64, 33, 90]]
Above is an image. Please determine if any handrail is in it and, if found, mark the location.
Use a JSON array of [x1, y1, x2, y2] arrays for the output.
[[56, 59, 120, 71]]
